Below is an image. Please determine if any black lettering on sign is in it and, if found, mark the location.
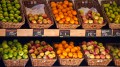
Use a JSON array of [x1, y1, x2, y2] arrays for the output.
[[59, 30, 70, 37], [86, 30, 96, 37], [6, 29, 17, 36], [113, 30, 120, 37], [101, 29, 112, 37], [33, 29, 44, 37]]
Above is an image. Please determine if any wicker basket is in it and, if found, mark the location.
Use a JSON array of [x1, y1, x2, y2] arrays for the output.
[[59, 58, 84, 66], [3, 59, 28, 67], [101, 0, 120, 29], [31, 58, 57, 66], [23, 0, 54, 29], [48, 0, 81, 29], [75, 0, 106, 29], [86, 58, 111, 66], [0, 0, 25, 29]]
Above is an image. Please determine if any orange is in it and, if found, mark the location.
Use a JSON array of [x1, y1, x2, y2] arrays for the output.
[[59, 6, 63, 9], [67, 11, 71, 14], [64, 43, 69, 48], [60, 55, 65, 59], [68, 2, 73, 7], [70, 19, 75, 24], [64, 13, 68, 16], [59, 20, 64, 24], [77, 46, 80, 50], [51, 3, 57, 8], [70, 41, 74, 46], [58, 47, 64, 50], [66, 8, 70, 11], [58, 43, 63, 48], [63, 4, 67, 8], [72, 10, 77, 15], [78, 54, 82, 58], [62, 9, 67, 13], [58, 9, 61, 12], [62, 51, 67, 56], [54, 44, 58, 48], [53, 10, 58, 14], [66, 17, 70, 21], [68, 14, 73, 18], [65, 21, 69, 24], [74, 47, 78, 51], [71, 48, 76, 53], [69, 7, 73, 10], [66, 56, 69, 58], [59, 12, 63, 15], [65, 48, 70, 52], [62, 40, 67, 44], [64, 0, 69, 5], [74, 21, 79, 24], [68, 45, 72, 49], [73, 16, 78, 21], [52, 7, 57, 11], [56, 16, 60, 21], [55, 14, 58, 18], [57, 49, 62, 54], [62, 18, 66, 22], [59, 14, 64, 19], [68, 52, 73, 58], [73, 53, 78, 58]]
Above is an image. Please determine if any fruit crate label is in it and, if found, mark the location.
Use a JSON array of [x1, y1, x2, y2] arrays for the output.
[[59, 30, 70, 37], [6, 29, 17, 36], [33, 29, 44, 37], [113, 30, 120, 37], [101, 29, 112, 37], [86, 30, 96, 37]]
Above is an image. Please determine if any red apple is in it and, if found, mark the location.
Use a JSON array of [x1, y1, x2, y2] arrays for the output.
[[100, 54, 105, 59], [31, 46, 36, 50], [95, 55, 100, 59], [42, 14, 47, 18], [94, 19, 98, 24], [106, 54, 111, 59], [31, 20, 37, 24], [36, 44, 40, 48], [37, 19, 42, 24], [29, 49, 34, 54]]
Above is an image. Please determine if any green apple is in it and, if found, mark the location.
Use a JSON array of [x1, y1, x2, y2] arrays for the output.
[[12, 47, 17, 51], [15, 4, 20, 9], [109, 18, 113, 22], [14, 0, 19, 4], [8, 41, 13, 46], [13, 19, 18, 23], [23, 49, 28, 54], [13, 8, 17, 11], [3, 8, 7, 12], [2, 19, 7, 22], [4, 12, 8, 17], [17, 16, 22, 22], [18, 51, 24, 56], [15, 10, 20, 15], [115, 20, 119, 24], [0, 16, 4, 21], [13, 52, 17, 57], [8, 20, 12, 22], [10, 17, 14, 20], [12, 57, 16, 60], [109, 10, 113, 13], [3, 54, 8, 60], [3, 49, 9, 54], [108, 6, 112, 10], [113, 1, 117, 6], [14, 14, 19, 18], [13, 39, 18, 43], [10, 10, 14, 14], [8, 53, 13, 58], [111, 14, 115, 19], [2, 42, 9, 49], [105, 8, 108, 12], [9, 14, 14, 17], [7, 4, 11, 7], [2, 4, 6, 8], [5, 17, 9, 21], [9, 50, 14, 54], [1, 0, 6, 4], [0, 48, 3, 53], [17, 55, 22, 59], [8, 6, 12, 11], [22, 54, 28, 59], [114, 12, 118, 15]]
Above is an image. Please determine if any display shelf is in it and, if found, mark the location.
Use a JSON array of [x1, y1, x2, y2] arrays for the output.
[[0, 29, 120, 37]]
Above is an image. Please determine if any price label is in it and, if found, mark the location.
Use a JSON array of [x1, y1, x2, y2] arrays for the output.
[[101, 29, 112, 37], [33, 29, 44, 37], [59, 30, 70, 37], [86, 30, 96, 37], [113, 30, 120, 37], [6, 29, 17, 36]]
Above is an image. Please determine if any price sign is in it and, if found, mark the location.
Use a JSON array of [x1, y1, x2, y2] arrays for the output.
[[101, 29, 112, 37], [86, 30, 96, 37], [33, 29, 44, 37], [6, 29, 17, 36], [113, 30, 120, 37], [59, 30, 70, 37]]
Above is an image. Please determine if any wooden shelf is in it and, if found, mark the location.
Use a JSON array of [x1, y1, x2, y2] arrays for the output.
[[0, 29, 120, 37]]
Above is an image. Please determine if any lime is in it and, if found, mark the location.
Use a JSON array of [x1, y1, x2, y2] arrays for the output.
[[7, 4, 12, 7], [17, 16, 22, 22], [13, 19, 18, 23], [0, 16, 4, 21], [14, 0, 19, 4], [15, 10, 20, 15], [5, 17, 9, 21], [3, 12, 8, 17], [1, 0, 6, 4], [8, 6, 12, 11], [10, 17, 14, 20], [14, 14, 19, 18], [9, 14, 14, 17], [3, 8, 7, 12], [2, 4, 6, 8], [13, 8, 17, 11], [15, 4, 20, 9], [2, 19, 7, 22]]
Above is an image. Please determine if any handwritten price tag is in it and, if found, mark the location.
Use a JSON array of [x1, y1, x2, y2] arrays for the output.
[[6, 29, 17, 36], [113, 30, 120, 37], [33, 29, 44, 37], [101, 29, 112, 37], [59, 30, 70, 37], [86, 30, 96, 37]]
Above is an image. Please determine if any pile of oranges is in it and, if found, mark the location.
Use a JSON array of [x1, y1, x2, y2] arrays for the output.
[[50, 0, 79, 24], [54, 40, 83, 59]]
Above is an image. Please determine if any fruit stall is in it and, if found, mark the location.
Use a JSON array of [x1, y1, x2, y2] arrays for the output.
[[0, 0, 120, 67]]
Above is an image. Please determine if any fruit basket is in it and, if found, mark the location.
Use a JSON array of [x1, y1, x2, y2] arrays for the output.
[[28, 40, 57, 66], [23, 0, 54, 29], [101, 0, 120, 29], [106, 43, 120, 66], [75, 0, 106, 29], [48, 0, 81, 29], [1, 39, 29, 66], [81, 41, 112, 66], [0, 0, 25, 28], [54, 41, 84, 66]]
